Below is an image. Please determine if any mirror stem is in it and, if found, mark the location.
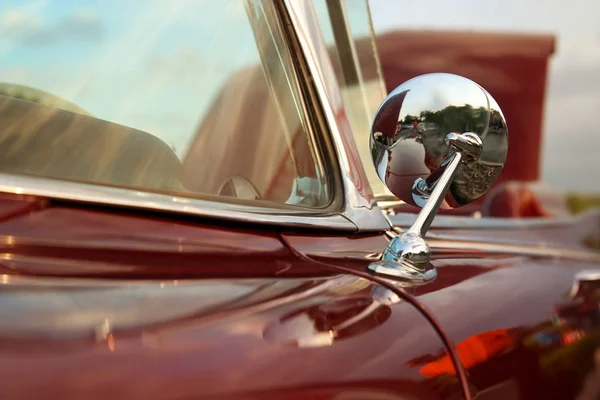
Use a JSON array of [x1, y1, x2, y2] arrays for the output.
[[368, 132, 482, 283], [408, 151, 462, 238]]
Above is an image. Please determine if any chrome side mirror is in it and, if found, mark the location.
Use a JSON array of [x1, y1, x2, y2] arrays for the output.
[[369, 73, 508, 282]]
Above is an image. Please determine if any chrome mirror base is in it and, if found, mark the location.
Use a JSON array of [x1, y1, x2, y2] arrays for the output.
[[368, 132, 482, 283], [368, 234, 437, 282], [369, 138, 465, 282]]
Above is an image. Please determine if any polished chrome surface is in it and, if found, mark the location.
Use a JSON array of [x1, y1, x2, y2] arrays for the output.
[[427, 237, 600, 264], [388, 208, 600, 259], [569, 269, 600, 297], [388, 211, 589, 229], [411, 132, 483, 207], [263, 284, 394, 348], [317, 0, 392, 198], [0, 173, 357, 231], [283, 0, 391, 232], [369, 143, 465, 282], [368, 73, 509, 282], [371, 73, 508, 209], [381, 229, 600, 263]]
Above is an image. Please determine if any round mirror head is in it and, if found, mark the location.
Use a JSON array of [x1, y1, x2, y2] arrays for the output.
[[370, 73, 508, 209]]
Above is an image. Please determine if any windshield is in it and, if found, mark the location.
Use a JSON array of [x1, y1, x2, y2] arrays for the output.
[[0, 0, 330, 208]]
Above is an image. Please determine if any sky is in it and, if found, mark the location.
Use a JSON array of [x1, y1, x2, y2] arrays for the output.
[[0, 0, 259, 156], [1, 0, 599, 193], [368, 0, 600, 193]]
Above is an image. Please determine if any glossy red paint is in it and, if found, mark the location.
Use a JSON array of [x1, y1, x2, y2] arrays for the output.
[[2, 192, 599, 399], [280, 238, 472, 399], [283, 226, 600, 400], [0, 275, 463, 400], [0, 193, 47, 222], [426, 211, 600, 253], [413, 257, 600, 399], [0, 194, 465, 399], [0, 195, 332, 279]]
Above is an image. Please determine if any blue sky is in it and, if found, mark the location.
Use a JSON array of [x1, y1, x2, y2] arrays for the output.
[[0, 0, 259, 155]]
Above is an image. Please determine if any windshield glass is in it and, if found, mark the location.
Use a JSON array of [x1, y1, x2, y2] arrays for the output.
[[313, 0, 390, 197], [0, 0, 330, 208]]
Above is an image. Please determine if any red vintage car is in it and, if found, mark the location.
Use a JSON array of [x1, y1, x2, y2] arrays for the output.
[[0, 1, 599, 399]]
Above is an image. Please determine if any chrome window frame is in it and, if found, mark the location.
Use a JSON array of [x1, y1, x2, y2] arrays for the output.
[[0, 0, 390, 232], [282, 0, 389, 231], [388, 209, 599, 230]]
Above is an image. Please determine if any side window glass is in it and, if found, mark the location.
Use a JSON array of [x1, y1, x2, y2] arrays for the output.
[[0, 0, 330, 209], [313, 0, 391, 197]]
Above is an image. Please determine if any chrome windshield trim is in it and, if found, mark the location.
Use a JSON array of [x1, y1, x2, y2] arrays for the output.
[[388, 210, 598, 230], [0, 174, 357, 231], [283, 0, 390, 232], [428, 238, 600, 264]]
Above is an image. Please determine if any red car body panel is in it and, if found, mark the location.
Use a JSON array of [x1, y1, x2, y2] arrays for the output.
[[283, 226, 600, 399], [0, 193, 467, 400], [0, 275, 462, 399], [1, 189, 599, 399], [412, 255, 600, 399]]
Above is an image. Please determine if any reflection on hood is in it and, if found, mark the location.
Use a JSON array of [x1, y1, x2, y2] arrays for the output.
[[408, 328, 514, 377]]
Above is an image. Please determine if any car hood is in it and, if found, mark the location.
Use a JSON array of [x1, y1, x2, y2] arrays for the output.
[[0, 274, 464, 399]]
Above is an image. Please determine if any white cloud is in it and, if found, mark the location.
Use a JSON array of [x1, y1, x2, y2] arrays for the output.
[[0, 7, 103, 47], [0, 9, 42, 31]]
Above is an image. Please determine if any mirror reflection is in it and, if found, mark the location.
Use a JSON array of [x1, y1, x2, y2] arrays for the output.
[[371, 73, 508, 208]]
